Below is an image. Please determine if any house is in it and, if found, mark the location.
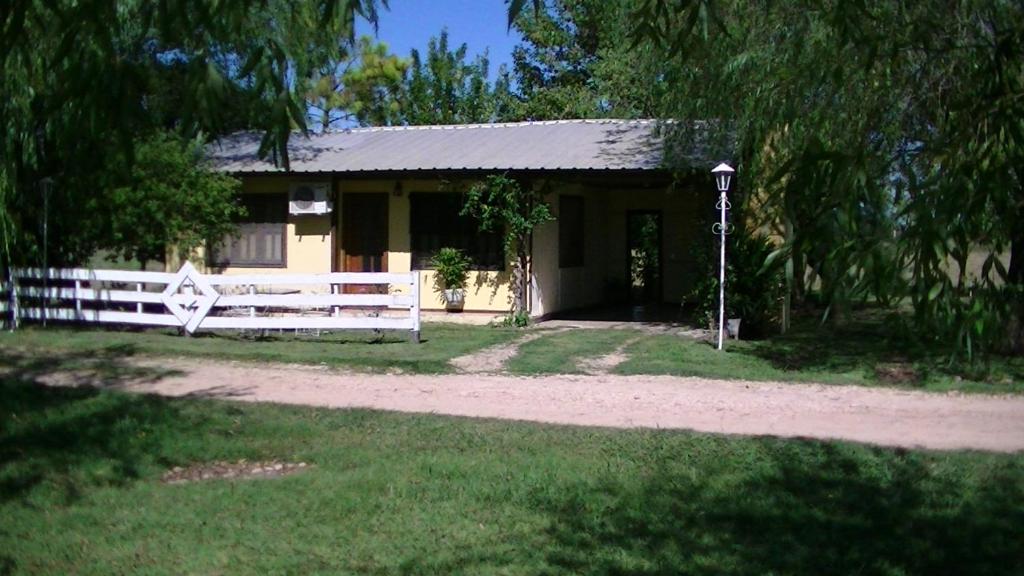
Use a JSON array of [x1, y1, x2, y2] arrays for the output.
[[205, 119, 709, 319]]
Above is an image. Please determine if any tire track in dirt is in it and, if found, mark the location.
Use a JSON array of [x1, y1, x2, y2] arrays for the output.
[[576, 335, 643, 375], [449, 328, 569, 373]]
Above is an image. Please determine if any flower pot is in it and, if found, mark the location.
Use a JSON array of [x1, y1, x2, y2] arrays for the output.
[[727, 318, 742, 340], [443, 288, 465, 311]]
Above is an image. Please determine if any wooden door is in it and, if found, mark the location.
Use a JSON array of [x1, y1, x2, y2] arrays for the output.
[[342, 193, 389, 294]]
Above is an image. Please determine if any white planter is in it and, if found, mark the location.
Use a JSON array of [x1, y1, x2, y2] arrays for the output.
[[727, 318, 742, 340], [443, 288, 465, 311]]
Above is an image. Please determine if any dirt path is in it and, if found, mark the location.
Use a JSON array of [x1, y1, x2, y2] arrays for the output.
[[51, 356, 1024, 453]]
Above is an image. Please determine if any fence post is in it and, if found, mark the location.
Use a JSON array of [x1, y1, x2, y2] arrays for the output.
[[181, 280, 194, 337], [75, 280, 83, 316], [8, 267, 18, 331], [41, 268, 47, 327], [248, 284, 255, 318], [136, 282, 143, 314], [410, 270, 421, 343]]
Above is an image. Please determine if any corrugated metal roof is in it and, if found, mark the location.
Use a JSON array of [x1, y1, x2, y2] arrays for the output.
[[207, 119, 666, 173]]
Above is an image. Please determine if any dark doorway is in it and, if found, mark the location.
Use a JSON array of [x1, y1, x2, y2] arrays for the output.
[[343, 193, 388, 293], [626, 210, 662, 303]]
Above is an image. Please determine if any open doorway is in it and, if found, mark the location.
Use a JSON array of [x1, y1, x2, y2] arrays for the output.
[[626, 210, 662, 303]]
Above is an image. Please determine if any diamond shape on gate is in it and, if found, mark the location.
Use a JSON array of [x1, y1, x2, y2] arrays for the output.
[[161, 261, 220, 334]]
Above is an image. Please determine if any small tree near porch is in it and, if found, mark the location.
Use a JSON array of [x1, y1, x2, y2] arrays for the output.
[[462, 174, 553, 323]]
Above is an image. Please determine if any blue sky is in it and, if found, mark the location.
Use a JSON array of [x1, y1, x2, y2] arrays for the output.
[[355, 0, 523, 78]]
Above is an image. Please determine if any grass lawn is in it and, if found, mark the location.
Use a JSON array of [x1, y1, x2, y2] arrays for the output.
[[616, 312, 1024, 394], [2, 308, 1021, 392], [505, 329, 638, 374], [1, 373, 1022, 575], [0, 324, 519, 374]]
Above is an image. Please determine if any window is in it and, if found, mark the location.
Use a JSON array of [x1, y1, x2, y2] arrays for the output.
[[410, 193, 504, 270], [212, 194, 287, 267], [559, 195, 584, 268]]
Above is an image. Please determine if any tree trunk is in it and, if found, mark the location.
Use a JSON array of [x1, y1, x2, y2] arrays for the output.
[[514, 249, 529, 316], [1008, 208, 1024, 354]]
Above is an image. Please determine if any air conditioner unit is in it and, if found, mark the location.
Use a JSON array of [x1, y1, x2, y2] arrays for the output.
[[288, 182, 333, 215]]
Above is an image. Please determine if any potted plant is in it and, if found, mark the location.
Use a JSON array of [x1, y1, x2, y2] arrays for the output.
[[430, 247, 472, 311]]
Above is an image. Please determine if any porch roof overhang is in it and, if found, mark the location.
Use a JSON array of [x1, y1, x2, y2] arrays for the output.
[[207, 119, 674, 176]]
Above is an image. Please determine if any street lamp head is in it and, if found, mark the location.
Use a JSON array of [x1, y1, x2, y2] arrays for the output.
[[711, 162, 735, 193]]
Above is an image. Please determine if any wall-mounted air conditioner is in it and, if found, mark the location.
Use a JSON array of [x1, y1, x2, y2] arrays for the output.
[[288, 182, 333, 215]]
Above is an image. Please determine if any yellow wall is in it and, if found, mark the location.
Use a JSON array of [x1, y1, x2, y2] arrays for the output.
[[220, 176, 512, 311], [207, 177, 333, 278], [221, 175, 702, 314]]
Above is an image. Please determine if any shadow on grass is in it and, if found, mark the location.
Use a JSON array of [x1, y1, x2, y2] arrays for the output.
[[0, 346, 188, 504], [745, 316, 918, 371], [738, 311, 1024, 387], [0, 343, 183, 390], [539, 441, 1024, 575]]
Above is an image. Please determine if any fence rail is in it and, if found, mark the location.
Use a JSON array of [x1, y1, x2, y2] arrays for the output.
[[2, 262, 421, 341]]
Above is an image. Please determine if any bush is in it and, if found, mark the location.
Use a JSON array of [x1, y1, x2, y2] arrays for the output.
[[430, 247, 472, 291], [690, 229, 784, 339]]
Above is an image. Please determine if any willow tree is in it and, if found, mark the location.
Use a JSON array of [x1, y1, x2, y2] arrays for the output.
[[1, 0, 380, 267], [510, 0, 1024, 355]]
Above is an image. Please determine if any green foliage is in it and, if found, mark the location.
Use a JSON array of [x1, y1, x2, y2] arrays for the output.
[[629, 214, 661, 288], [508, 0, 665, 120], [462, 174, 554, 315], [618, 310, 1024, 393], [106, 133, 243, 268], [0, 1, 379, 267], [308, 29, 521, 127], [306, 35, 410, 129], [402, 30, 516, 125], [462, 175, 554, 262], [429, 247, 472, 291], [690, 226, 784, 338], [623, 0, 1024, 357], [497, 310, 532, 328]]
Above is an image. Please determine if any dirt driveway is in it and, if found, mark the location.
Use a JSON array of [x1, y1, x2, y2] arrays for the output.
[[63, 357, 1024, 453]]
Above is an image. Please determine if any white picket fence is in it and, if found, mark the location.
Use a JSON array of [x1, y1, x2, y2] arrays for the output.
[[1, 262, 421, 341]]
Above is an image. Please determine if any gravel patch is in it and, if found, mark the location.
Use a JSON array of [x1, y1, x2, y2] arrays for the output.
[[161, 460, 311, 484]]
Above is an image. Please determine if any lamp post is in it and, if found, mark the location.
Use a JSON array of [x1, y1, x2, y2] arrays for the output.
[[711, 163, 734, 350]]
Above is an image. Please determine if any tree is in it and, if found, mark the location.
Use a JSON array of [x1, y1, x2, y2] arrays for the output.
[[622, 0, 1023, 357], [507, 0, 1024, 356], [1, 1, 380, 268], [461, 175, 554, 321], [402, 30, 513, 125], [507, 0, 666, 120], [306, 36, 410, 129], [106, 133, 243, 270], [307, 29, 519, 128]]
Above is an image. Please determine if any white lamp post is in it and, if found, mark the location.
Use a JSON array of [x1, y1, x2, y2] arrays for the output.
[[711, 163, 734, 350]]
